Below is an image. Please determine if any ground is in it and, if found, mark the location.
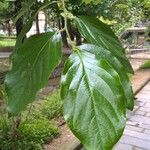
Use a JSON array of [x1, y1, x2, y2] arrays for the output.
[[44, 51, 150, 150], [114, 80, 150, 150], [43, 68, 150, 150], [1, 50, 150, 150]]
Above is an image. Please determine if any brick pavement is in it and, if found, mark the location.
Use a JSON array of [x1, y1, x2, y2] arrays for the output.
[[114, 82, 150, 150], [44, 63, 150, 149], [48, 70, 150, 150]]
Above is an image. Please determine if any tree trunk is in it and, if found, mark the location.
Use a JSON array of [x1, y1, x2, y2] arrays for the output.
[[7, 21, 11, 36], [60, 17, 68, 47], [14, 0, 23, 37], [44, 11, 48, 32], [76, 31, 82, 46], [36, 13, 40, 34], [11, 117, 21, 150], [12, 1, 22, 148], [68, 20, 74, 41]]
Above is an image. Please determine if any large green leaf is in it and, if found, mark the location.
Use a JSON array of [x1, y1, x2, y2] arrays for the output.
[[15, 1, 57, 50], [5, 31, 62, 115], [75, 16, 134, 74], [61, 45, 126, 150], [79, 44, 134, 110]]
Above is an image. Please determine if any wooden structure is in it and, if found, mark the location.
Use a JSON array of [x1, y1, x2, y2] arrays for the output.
[[121, 27, 147, 53]]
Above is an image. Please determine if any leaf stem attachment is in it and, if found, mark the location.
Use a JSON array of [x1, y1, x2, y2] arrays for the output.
[[61, 0, 74, 49]]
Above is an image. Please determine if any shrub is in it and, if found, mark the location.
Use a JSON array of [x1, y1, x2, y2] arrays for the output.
[[19, 119, 58, 145], [0, 90, 61, 150], [40, 90, 63, 119], [0, 118, 58, 150], [140, 60, 150, 69], [25, 90, 63, 121]]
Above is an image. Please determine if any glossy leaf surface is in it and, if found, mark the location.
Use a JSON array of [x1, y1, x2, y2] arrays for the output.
[[15, 1, 57, 50], [61, 45, 127, 150], [75, 16, 134, 74], [79, 44, 134, 110], [5, 31, 62, 115]]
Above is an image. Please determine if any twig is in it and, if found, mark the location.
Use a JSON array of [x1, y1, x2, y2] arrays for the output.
[[61, 0, 74, 49]]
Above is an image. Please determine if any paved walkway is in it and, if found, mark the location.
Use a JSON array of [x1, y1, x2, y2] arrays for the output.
[[114, 82, 150, 150], [130, 58, 149, 71], [0, 52, 11, 58], [129, 52, 150, 60], [128, 51, 150, 71], [44, 68, 150, 150], [132, 69, 150, 94]]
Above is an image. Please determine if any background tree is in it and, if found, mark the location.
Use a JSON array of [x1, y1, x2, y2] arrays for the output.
[[2, 0, 150, 149], [0, 1, 15, 36]]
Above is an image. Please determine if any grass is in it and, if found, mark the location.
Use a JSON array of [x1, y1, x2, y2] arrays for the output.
[[140, 60, 150, 69], [25, 89, 62, 120], [39, 89, 63, 119], [0, 89, 62, 150], [0, 37, 16, 48]]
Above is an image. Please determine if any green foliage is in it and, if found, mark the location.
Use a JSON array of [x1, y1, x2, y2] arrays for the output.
[[140, 60, 150, 69], [0, 1, 15, 26], [25, 90, 62, 120], [0, 118, 58, 150], [19, 119, 58, 145], [4, 1, 134, 149], [75, 16, 133, 73], [39, 90, 63, 119], [75, 16, 134, 110], [15, 18, 34, 49], [68, 0, 143, 35], [0, 1, 8, 10], [0, 38, 16, 48], [61, 15, 133, 149], [146, 24, 150, 39], [147, 38, 150, 42], [5, 31, 62, 115], [61, 46, 126, 149], [140, 0, 150, 20], [13, 0, 36, 23], [0, 90, 61, 150], [82, 0, 101, 4], [69, 0, 101, 5]]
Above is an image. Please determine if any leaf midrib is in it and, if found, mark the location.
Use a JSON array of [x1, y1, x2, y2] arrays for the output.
[[76, 51, 118, 146], [77, 18, 126, 58], [31, 32, 55, 71]]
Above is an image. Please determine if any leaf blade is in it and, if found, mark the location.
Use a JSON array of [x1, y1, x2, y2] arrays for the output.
[[61, 46, 126, 149], [5, 31, 62, 115], [75, 16, 134, 74], [79, 44, 134, 110]]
